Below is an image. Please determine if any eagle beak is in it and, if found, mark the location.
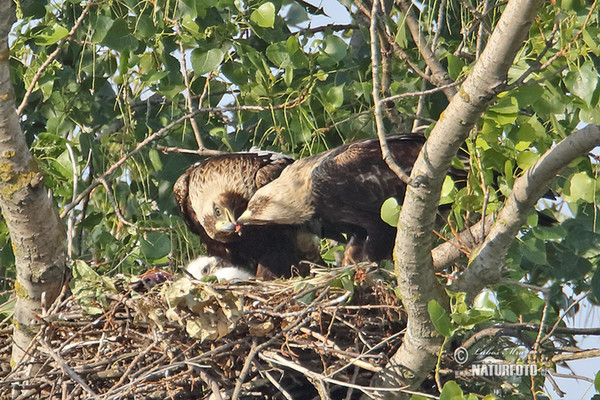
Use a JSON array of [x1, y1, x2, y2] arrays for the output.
[[215, 208, 236, 232], [235, 209, 255, 233]]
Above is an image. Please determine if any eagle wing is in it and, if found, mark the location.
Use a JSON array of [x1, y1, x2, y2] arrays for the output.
[[311, 135, 425, 214]]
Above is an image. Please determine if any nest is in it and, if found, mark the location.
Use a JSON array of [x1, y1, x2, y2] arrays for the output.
[[0, 264, 406, 400]]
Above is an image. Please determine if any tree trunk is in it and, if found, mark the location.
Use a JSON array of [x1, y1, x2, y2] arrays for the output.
[[0, 3, 68, 395]]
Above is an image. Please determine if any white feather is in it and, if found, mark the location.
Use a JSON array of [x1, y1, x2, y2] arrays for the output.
[[184, 256, 254, 281]]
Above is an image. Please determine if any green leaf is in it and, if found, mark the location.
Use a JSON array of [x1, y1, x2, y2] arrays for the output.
[[140, 232, 171, 261], [191, 48, 224, 75], [594, 370, 600, 392], [583, 29, 600, 56], [266, 42, 291, 68], [565, 172, 596, 203], [284, 2, 309, 25], [149, 149, 163, 171], [33, 24, 68, 45], [251, 2, 276, 28], [322, 34, 347, 63], [102, 18, 138, 52], [380, 197, 400, 227], [440, 176, 456, 205], [451, 309, 494, 327], [326, 85, 344, 109], [428, 300, 453, 337], [516, 151, 539, 170], [439, 381, 463, 400], [565, 62, 599, 106]]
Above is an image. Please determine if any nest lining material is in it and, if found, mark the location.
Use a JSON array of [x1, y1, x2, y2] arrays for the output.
[[0, 263, 406, 400]]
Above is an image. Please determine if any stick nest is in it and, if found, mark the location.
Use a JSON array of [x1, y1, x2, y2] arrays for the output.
[[0, 264, 406, 400]]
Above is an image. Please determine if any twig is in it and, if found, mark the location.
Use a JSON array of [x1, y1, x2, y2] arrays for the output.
[[65, 143, 78, 260], [38, 338, 97, 396], [260, 351, 439, 398], [155, 145, 226, 156], [175, 23, 206, 150], [17, 3, 94, 116], [548, 370, 596, 382], [369, 0, 411, 185], [98, 177, 167, 231], [261, 370, 294, 400]]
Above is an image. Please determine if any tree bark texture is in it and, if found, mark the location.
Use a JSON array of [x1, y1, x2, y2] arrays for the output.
[[0, 1, 67, 382], [370, 0, 545, 397]]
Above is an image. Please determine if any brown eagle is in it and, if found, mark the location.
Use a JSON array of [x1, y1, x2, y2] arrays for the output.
[[236, 135, 430, 264], [173, 151, 320, 279]]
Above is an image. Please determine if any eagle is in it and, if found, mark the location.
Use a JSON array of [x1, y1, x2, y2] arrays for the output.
[[184, 255, 254, 281], [236, 135, 431, 265], [173, 151, 320, 279]]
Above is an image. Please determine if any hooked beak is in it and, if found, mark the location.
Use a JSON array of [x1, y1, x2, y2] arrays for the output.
[[236, 209, 253, 225], [215, 208, 236, 232]]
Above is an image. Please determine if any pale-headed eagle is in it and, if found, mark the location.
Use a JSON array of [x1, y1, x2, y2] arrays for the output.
[[174, 151, 320, 279], [236, 135, 429, 264], [184, 256, 254, 281]]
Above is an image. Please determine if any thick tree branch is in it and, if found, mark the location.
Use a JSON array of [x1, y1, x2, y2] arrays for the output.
[[452, 125, 600, 296], [432, 215, 494, 271], [0, 1, 68, 389], [370, 0, 544, 397]]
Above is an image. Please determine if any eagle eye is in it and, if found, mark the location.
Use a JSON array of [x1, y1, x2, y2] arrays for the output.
[[202, 266, 210, 275], [213, 205, 222, 217]]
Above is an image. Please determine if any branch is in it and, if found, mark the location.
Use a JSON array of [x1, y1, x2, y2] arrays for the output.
[[98, 177, 168, 232], [553, 349, 600, 363], [372, 0, 545, 396], [432, 215, 494, 271], [16, 3, 93, 116], [452, 125, 600, 296], [0, 1, 68, 385], [370, 0, 411, 184], [397, 0, 457, 101]]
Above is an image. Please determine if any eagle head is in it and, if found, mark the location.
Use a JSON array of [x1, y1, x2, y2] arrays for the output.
[[184, 256, 254, 281], [202, 191, 248, 242], [236, 173, 314, 227]]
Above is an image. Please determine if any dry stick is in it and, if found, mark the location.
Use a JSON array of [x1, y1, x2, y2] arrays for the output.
[[398, 0, 457, 100], [65, 143, 78, 260], [17, 3, 93, 116], [552, 349, 600, 363], [541, 292, 590, 344], [369, 0, 411, 185], [98, 177, 167, 231], [38, 338, 97, 396], [198, 370, 224, 400], [176, 25, 205, 150], [232, 289, 334, 399], [262, 370, 294, 400], [260, 351, 440, 399]]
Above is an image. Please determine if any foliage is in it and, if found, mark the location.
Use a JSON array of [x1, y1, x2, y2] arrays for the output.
[[6, 0, 600, 397]]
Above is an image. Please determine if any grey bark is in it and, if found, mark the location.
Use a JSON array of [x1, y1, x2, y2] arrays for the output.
[[369, 0, 545, 397], [0, 2, 68, 394]]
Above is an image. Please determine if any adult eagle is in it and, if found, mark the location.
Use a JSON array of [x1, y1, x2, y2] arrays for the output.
[[236, 135, 432, 264], [173, 151, 320, 279]]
